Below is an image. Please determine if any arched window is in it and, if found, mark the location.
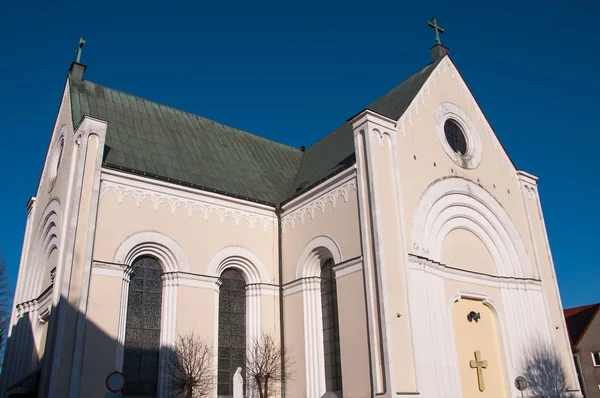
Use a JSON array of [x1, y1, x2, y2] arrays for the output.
[[122, 256, 163, 397], [218, 269, 247, 397], [321, 259, 343, 393]]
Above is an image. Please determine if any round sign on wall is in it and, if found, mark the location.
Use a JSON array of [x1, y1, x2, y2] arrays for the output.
[[106, 371, 126, 393], [514, 376, 528, 391]]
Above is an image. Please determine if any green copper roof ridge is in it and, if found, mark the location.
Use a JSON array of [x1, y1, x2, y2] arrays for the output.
[[69, 76, 302, 154]]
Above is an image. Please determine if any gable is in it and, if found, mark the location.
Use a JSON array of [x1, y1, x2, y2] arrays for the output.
[[564, 303, 600, 349], [285, 61, 440, 200]]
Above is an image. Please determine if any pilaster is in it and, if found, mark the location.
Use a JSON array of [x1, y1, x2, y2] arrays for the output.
[[41, 116, 108, 398], [351, 109, 419, 396]]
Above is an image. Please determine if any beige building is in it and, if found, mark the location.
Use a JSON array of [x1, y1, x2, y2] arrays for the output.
[[0, 41, 581, 398]]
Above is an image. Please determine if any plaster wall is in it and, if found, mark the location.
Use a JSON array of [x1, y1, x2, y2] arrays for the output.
[[394, 58, 535, 274], [281, 179, 361, 285], [369, 136, 416, 392], [519, 177, 578, 387], [282, 291, 306, 398], [441, 228, 496, 276], [94, 174, 279, 284], [79, 274, 122, 398], [335, 269, 370, 398], [576, 315, 600, 397], [398, 56, 578, 394], [2, 79, 77, 391], [452, 298, 507, 398]]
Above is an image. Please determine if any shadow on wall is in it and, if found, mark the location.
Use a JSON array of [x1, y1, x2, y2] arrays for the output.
[[0, 295, 180, 398], [520, 337, 575, 398]]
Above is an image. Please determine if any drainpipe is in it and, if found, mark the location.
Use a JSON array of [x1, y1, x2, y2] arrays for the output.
[[276, 204, 286, 398], [573, 350, 588, 398]]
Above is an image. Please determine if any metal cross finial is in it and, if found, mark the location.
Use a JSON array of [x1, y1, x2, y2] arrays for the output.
[[75, 36, 86, 63], [427, 17, 445, 45]]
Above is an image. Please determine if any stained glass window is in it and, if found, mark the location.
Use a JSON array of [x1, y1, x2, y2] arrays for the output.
[[122, 256, 163, 397], [218, 269, 246, 396], [444, 119, 468, 155], [321, 259, 343, 392]]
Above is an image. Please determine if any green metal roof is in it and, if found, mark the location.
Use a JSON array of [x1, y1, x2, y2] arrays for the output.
[[285, 59, 441, 199], [69, 58, 439, 205], [70, 79, 303, 204]]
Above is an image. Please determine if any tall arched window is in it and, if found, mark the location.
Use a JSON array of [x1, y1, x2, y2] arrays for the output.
[[321, 259, 343, 393], [218, 269, 247, 397], [122, 256, 163, 397]]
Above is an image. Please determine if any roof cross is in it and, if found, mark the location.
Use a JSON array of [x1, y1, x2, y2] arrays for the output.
[[75, 36, 86, 63], [427, 17, 445, 45]]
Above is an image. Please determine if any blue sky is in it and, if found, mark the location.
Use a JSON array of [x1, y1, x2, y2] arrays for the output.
[[0, 0, 597, 309]]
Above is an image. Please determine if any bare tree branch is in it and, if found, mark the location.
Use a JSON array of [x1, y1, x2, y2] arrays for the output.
[[0, 253, 10, 363], [521, 337, 574, 398], [166, 332, 215, 398], [245, 333, 293, 398]]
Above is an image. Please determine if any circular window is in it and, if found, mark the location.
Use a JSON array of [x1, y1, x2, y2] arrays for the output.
[[444, 119, 467, 155], [435, 102, 482, 169]]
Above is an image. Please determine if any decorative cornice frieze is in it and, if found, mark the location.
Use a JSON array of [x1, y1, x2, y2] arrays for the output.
[[397, 57, 516, 178], [408, 254, 542, 289], [100, 176, 276, 233], [282, 178, 357, 233]]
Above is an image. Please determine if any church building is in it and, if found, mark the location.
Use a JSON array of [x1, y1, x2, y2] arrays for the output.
[[1, 23, 581, 398]]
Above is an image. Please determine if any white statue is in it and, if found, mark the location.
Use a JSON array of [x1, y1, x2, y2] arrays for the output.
[[233, 367, 243, 398]]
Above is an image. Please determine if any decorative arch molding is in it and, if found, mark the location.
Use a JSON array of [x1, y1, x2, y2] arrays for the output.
[[294, 235, 343, 398], [207, 246, 270, 284], [20, 199, 62, 304], [447, 291, 513, 396], [295, 235, 343, 279], [412, 177, 532, 279], [112, 231, 190, 396], [113, 230, 190, 273]]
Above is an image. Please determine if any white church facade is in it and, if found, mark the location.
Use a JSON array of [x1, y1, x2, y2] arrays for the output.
[[0, 38, 581, 398]]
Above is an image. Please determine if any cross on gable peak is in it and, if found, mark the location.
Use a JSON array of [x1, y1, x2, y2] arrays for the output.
[[427, 17, 445, 45]]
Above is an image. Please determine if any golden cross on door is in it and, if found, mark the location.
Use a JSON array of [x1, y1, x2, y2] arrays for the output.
[[469, 350, 488, 392]]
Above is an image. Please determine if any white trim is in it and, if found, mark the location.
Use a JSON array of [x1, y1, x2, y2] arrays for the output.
[[92, 261, 128, 278], [351, 109, 398, 396], [113, 231, 190, 273], [102, 167, 274, 212], [112, 233, 189, 397], [408, 255, 541, 289], [115, 267, 133, 371], [295, 236, 343, 279], [412, 177, 533, 279], [282, 172, 358, 233], [207, 246, 270, 284], [48, 125, 66, 192], [592, 351, 600, 367], [295, 236, 344, 398], [282, 165, 357, 211], [332, 257, 363, 278], [100, 169, 276, 232], [352, 128, 384, 393], [177, 272, 221, 290], [18, 199, 62, 304], [209, 246, 270, 388], [434, 102, 482, 169], [282, 279, 305, 297]]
